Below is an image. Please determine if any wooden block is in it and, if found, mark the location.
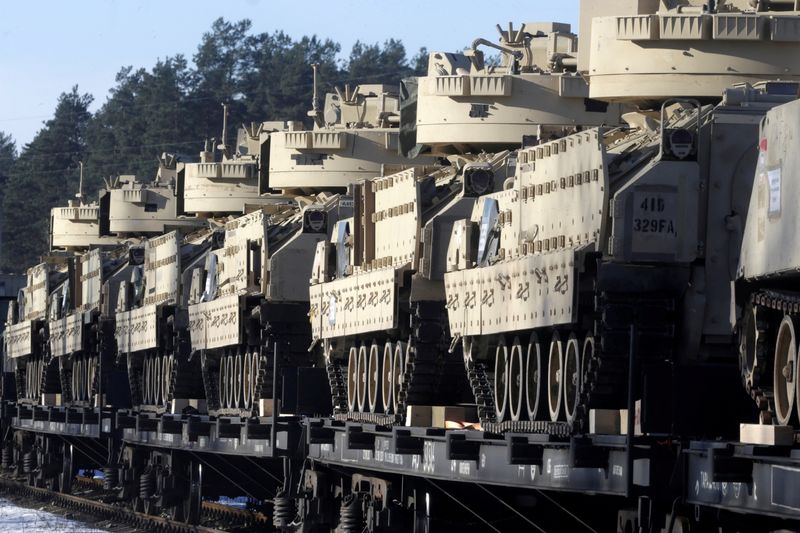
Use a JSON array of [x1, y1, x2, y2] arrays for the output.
[[589, 409, 620, 434], [405, 405, 432, 427], [259, 399, 274, 418], [445, 421, 482, 430], [619, 400, 643, 436], [189, 399, 207, 413], [740, 423, 795, 446], [432, 406, 477, 428], [41, 393, 61, 406], [170, 399, 189, 414], [432, 406, 463, 428]]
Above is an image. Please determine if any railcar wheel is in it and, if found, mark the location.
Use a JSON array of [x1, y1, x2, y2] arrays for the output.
[[367, 342, 382, 413], [347, 346, 359, 412], [381, 342, 394, 413], [774, 316, 797, 426], [357, 344, 368, 412], [525, 333, 544, 421], [548, 331, 564, 422], [182, 461, 202, 525], [564, 333, 581, 424], [508, 337, 524, 422], [59, 444, 73, 494], [143, 497, 157, 516]]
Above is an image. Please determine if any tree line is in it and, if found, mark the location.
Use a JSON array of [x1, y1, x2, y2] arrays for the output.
[[0, 18, 427, 272]]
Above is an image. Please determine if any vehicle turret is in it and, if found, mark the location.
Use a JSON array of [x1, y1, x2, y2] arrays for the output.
[[182, 118, 288, 215], [581, 0, 800, 105], [268, 82, 439, 191], [50, 154, 207, 251], [409, 23, 623, 155]]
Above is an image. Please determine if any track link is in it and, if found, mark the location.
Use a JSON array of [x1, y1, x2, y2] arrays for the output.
[[396, 301, 465, 418], [578, 292, 676, 431], [326, 356, 348, 414], [741, 289, 800, 422], [465, 358, 496, 424]]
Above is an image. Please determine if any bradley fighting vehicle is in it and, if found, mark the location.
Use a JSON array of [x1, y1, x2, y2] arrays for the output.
[[0, 274, 24, 398], [50, 162, 207, 410], [4, 158, 204, 408], [178, 83, 437, 418], [444, 0, 800, 434], [308, 22, 622, 423], [737, 96, 800, 429], [112, 116, 302, 415]]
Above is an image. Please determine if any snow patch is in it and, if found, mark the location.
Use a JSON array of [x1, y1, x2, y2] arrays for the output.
[[0, 498, 109, 532]]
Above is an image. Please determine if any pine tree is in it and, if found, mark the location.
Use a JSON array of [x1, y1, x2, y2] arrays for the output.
[[87, 57, 195, 180], [242, 31, 341, 123], [1, 87, 92, 271], [0, 132, 16, 269], [189, 18, 253, 146], [345, 39, 425, 86]]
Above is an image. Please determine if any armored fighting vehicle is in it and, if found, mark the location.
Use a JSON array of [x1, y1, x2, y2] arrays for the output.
[[0, 274, 25, 399], [444, 0, 800, 432], [737, 96, 800, 428], [47, 158, 208, 410], [308, 22, 623, 423], [4, 156, 208, 409], [113, 117, 295, 414], [5, 259, 69, 405], [126, 85, 434, 417]]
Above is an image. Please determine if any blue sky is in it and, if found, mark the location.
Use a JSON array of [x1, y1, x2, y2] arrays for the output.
[[0, 0, 579, 147]]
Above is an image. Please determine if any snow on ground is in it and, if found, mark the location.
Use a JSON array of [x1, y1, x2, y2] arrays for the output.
[[0, 499, 109, 532]]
